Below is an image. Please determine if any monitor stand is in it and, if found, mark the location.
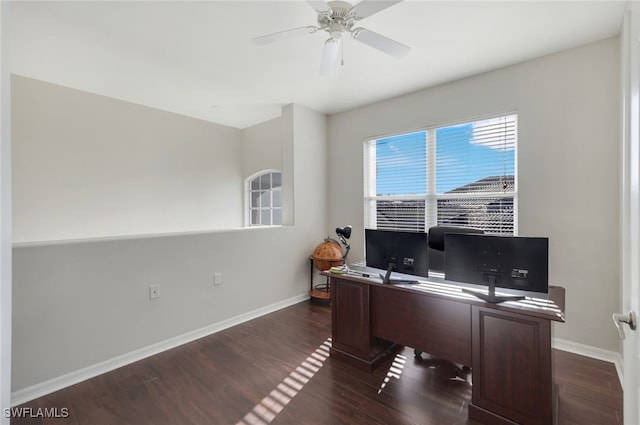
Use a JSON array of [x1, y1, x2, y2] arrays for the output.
[[379, 263, 417, 285], [462, 275, 525, 304]]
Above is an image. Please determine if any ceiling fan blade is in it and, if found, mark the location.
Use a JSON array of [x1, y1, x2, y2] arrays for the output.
[[351, 0, 403, 20], [307, 0, 330, 13], [319, 38, 341, 76], [252, 26, 318, 45], [352, 28, 410, 58]]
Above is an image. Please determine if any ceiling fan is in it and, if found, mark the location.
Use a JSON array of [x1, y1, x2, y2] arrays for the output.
[[252, 0, 410, 76]]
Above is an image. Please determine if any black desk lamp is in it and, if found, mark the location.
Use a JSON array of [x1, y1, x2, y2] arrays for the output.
[[335, 225, 352, 261]]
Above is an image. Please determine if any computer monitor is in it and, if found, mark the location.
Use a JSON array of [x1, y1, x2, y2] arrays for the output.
[[365, 229, 429, 284], [444, 234, 549, 303]]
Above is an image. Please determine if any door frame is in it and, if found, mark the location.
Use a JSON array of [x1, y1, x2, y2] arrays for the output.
[[621, 3, 640, 424], [0, 2, 12, 425]]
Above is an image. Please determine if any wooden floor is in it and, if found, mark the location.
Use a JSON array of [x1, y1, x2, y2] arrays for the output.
[[11, 301, 622, 425]]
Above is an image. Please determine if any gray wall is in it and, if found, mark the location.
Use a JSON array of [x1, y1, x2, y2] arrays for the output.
[[243, 117, 283, 178], [11, 80, 327, 393], [12, 227, 315, 391], [12, 76, 244, 243], [327, 37, 621, 352]]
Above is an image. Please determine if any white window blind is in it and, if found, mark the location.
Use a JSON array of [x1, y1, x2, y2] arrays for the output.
[[364, 114, 517, 235]]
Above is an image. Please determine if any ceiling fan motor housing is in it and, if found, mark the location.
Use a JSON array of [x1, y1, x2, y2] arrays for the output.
[[318, 1, 357, 37]]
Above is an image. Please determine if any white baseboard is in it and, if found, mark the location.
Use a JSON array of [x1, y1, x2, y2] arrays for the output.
[[11, 293, 310, 406], [553, 337, 623, 388]]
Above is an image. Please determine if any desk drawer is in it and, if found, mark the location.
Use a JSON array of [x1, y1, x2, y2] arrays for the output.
[[371, 286, 472, 366]]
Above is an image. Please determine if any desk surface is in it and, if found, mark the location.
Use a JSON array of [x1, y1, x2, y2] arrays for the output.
[[322, 270, 565, 323]]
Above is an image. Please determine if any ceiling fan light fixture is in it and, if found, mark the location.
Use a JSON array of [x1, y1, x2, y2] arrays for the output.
[[320, 37, 341, 76]]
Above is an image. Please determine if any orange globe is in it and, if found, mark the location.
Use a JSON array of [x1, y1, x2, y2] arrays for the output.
[[311, 239, 345, 271]]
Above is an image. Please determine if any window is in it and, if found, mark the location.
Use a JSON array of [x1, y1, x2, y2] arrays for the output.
[[247, 170, 282, 226], [364, 114, 517, 235]]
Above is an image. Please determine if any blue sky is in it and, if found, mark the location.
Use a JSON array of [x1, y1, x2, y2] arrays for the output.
[[375, 122, 515, 196]]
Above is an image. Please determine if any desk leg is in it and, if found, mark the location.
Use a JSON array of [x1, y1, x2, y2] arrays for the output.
[[329, 276, 394, 371]]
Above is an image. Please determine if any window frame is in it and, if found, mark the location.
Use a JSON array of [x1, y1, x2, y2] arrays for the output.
[[245, 169, 283, 227], [363, 113, 518, 235]]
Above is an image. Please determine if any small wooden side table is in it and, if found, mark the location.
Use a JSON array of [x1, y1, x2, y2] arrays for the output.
[[309, 257, 339, 303]]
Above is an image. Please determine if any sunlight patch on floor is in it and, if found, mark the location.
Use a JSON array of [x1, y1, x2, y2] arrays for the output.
[[236, 337, 332, 425], [377, 353, 407, 394]]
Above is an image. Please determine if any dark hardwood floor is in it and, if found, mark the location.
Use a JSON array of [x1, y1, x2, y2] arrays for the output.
[[11, 301, 622, 425]]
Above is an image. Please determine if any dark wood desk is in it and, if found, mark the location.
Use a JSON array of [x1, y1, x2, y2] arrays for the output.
[[325, 272, 565, 425]]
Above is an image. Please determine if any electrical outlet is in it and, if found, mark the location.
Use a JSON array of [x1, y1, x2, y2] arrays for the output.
[[214, 273, 222, 285], [149, 285, 160, 300]]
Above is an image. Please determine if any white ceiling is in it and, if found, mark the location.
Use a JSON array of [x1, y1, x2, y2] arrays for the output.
[[10, 0, 627, 129]]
